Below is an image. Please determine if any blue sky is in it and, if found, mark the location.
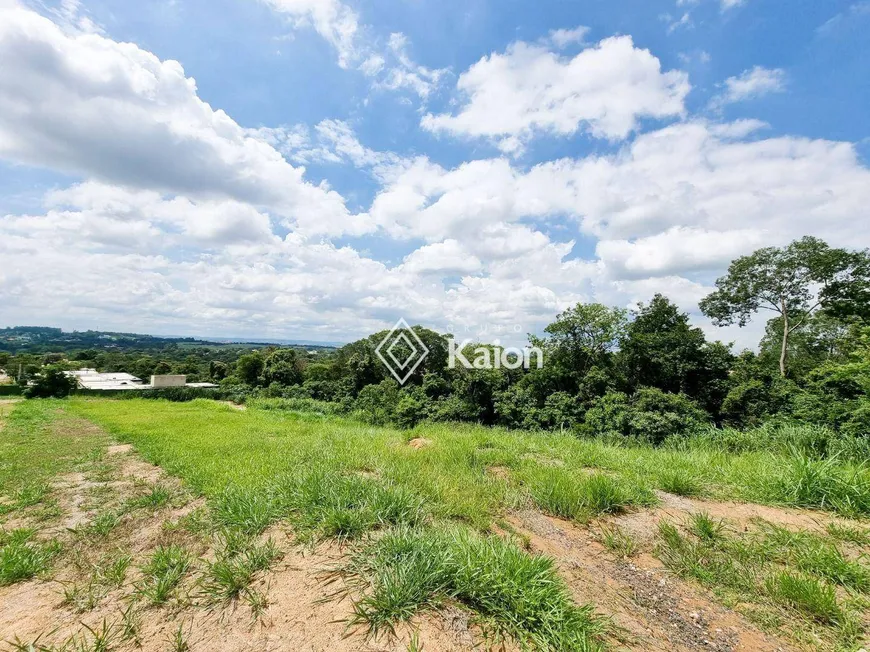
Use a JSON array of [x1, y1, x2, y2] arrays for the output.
[[1, 0, 869, 347]]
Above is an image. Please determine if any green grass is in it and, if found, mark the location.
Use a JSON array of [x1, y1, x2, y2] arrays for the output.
[[22, 397, 864, 650], [599, 525, 637, 558], [0, 401, 111, 507], [764, 572, 843, 624], [345, 526, 608, 650], [687, 512, 726, 542], [66, 398, 870, 523], [200, 536, 282, 603], [0, 528, 61, 585], [526, 469, 655, 521], [126, 483, 173, 510], [655, 516, 867, 649], [826, 522, 870, 546], [136, 544, 193, 605]]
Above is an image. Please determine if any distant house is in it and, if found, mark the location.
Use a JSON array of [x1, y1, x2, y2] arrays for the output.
[[65, 369, 217, 391], [67, 369, 146, 390]]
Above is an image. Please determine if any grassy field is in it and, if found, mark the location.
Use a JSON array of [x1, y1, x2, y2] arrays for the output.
[[2, 397, 869, 651], [0, 400, 110, 518], [68, 398, 870, 524]]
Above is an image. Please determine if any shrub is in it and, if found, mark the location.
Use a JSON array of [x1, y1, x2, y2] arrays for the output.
[[720, 378, 794, 427], [580, 388, 708, 445], [394, 387, 431, 429], [354, 380, 400, 426], [493, 385, 541, 430]]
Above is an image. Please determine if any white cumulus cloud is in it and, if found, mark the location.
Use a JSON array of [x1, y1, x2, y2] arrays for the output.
[[422, 35, 690, 153]]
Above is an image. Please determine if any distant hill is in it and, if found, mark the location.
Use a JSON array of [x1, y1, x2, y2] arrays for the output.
[[0, 326, 341, 354]]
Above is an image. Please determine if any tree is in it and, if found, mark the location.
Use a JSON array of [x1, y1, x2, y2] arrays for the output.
[[262, 349, 302, 386], [619, 295, 732, 415], [235, 352, 265, 386], [532, 303, 627, 385], [701, 237, 870, 377], [24, 365, 77, 398], [209, 360, 229, 381]]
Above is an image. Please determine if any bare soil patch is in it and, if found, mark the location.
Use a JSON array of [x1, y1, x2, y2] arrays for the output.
[[508, 509, 795, 652]]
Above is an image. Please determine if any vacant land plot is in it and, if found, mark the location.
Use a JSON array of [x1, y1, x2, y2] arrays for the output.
[[1, 398, 868, 651]]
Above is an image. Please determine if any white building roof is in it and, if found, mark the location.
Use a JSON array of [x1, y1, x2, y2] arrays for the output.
[[66, 369, 145, 390]]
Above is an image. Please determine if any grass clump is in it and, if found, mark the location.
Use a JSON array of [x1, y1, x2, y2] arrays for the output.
[[285, 469, 428, 542], [764, 572, 843, 624], [0, 528, 61, 585], [771, 452, 870, 516], [754, 521, 870, 593], [127, 483, 173, 510], [80, 511, 123, 538], [687, 511, 726, 542], [657, 469, 703, 497], [826, 522, 870, 547], [528, 469, 654, 521], [656, 516, 866, 648], [201, 534, 282, 604], [211, 487, 279, 535], [61, 580, 107, 613], [346, 526, 607, 650], [136, 544, 192, 604], [600, 525, 637, 558], [210, 469, 428, 544], [0, 482, 53, 515]]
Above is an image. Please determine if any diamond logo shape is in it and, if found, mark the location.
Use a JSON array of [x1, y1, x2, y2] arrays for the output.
[[375, 318, 430, 385]]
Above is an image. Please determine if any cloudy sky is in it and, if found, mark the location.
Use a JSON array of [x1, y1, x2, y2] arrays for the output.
[[1, 0, 869, 347]]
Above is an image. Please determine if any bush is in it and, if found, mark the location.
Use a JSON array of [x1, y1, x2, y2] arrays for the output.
[[720, 378, 794, 427], [394, 388, 431, 429], [23, 366, 76, 399], [540, 392, 583, 431], [494, 385, 541, 430], [580, 388, 708, 445], [354, 380, 400, 426]]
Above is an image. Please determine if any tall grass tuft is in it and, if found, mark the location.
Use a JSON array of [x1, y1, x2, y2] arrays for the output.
[[657, 469, 704, 497], [528, 469, 654, 521], [347, 526, 607, 650], [764, 572, 842, 624], [0, 528, 61, 586], [201, 536, 282, 604], [772, 451, 870, 516], [136, 545, 192, 604]]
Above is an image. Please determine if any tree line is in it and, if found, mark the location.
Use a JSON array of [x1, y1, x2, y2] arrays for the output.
[[14, 237, 870, 448]]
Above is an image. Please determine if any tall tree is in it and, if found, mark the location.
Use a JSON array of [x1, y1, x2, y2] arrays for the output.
[[619, 294, 732, 414], [700, 237, 870, 377], [531, 303, 628, 381]]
